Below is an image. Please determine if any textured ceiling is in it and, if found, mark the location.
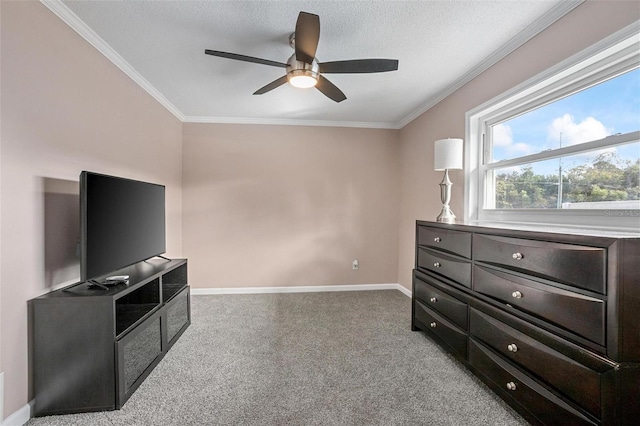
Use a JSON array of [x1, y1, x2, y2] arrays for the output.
[[50, 0, 579, 128]]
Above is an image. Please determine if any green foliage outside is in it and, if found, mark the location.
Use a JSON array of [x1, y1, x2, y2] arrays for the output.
[[495, 152, 640, 209]]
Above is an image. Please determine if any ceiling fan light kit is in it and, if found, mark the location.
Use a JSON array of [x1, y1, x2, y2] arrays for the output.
[[288, 71, 318, 89], [205, 11, 399, 102], [286, 55, 319, 88]]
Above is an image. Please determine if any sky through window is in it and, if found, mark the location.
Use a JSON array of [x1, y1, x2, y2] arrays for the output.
[[491, 67, 640, 173]]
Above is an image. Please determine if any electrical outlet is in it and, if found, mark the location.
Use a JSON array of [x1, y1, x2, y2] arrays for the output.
[[352, 259, 359, 270]]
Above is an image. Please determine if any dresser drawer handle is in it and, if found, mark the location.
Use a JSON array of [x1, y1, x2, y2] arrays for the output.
[[433, 262, 441, 268], [512, 252, 524, 260], [430, 297, 437, 303], [430, 322, 437, 328], [512, 291, 522, 299], [434, 237, 441, 242], [507, 344, 518, 353], [506, 382, 517, 391]]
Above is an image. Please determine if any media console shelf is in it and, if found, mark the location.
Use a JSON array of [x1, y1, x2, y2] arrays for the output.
[[30, 258, 190, 416]]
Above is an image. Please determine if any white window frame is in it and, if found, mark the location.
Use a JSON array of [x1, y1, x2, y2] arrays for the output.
[[465, 22, 640, 233]]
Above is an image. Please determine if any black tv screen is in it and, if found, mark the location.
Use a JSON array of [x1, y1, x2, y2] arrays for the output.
[[80, 171, 166, 282]]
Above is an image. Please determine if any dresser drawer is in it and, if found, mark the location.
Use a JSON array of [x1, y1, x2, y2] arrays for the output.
[[417, 226, 471, 259], [414, 299, 467, 359], [473, 234, 606, 294], [414, 274, 468, 330], [470, 308, 615, 418], [468, 339, 598, 425], [417, 248, 471, 287], [473, 266, 605, 345]]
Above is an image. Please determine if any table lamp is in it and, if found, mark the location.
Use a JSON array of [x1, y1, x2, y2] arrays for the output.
[[434, 138, 463, 223]]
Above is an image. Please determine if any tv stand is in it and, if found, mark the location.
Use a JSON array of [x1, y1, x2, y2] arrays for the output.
[[30, 258, 189, 416]]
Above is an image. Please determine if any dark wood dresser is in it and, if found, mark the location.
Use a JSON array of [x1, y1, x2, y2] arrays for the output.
[[412, 221, 639, 425]]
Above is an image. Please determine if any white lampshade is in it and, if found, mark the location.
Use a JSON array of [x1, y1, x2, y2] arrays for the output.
[[434, 138, 463, 171]]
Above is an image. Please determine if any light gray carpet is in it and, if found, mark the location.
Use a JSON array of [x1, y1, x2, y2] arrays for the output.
[[27, 290, 528, 425]]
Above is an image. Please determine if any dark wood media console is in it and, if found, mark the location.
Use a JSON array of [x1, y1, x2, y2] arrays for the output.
[[412, 221, 639, 425], [30, 258, 190, 416]]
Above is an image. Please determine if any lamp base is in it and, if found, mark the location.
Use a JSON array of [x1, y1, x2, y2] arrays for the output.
[[436, 207, 456, 224], [436, 169, 456, 224]]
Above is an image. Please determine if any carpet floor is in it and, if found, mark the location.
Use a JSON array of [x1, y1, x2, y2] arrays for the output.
[[26, 290, 528, 425]]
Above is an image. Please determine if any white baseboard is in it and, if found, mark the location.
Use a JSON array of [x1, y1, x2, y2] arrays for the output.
[[0, 372, 3, 423], [395, 284, 412, 298], [1, 401, 31, 426], [191, 283, 412, 297]]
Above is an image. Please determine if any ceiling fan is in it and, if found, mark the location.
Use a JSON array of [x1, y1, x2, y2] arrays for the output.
[[205, 11, 399, 103]]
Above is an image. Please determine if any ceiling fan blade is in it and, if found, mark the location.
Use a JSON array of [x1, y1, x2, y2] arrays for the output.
[[295, 12, 320, 64], [253, 75, 289, 95], [316, 75, 346, 103], [319, 59, 399, 74], [205, 50, 286, 68]]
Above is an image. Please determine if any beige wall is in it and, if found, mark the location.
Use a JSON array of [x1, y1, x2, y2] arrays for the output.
[[0, 1, 183, 417], [2, 0, 639, 421], [183, 123, 399, 288], [396, 0, 640, 290]]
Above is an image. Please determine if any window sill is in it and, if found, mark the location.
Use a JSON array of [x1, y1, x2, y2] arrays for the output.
[[470, 211, 640, 237]]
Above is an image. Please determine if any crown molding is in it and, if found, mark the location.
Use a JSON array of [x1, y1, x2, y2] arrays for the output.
[[40, 0, 583, 130], [396, 0, 584, 128], [40, 0, 186, 122], [183, 115, 401, 129], [39, 0, 398, 129]]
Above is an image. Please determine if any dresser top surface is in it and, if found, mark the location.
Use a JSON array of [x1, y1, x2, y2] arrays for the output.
[[417, 220, 640, 240]]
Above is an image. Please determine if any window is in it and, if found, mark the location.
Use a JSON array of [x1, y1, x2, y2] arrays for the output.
[[465, 25, 640, 232]]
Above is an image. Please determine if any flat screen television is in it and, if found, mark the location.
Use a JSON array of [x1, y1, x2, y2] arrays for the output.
[[80, 171, 166, 283]]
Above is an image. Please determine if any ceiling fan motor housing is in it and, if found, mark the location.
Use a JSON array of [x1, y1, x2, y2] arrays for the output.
[[286, 53, 319, 86]]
